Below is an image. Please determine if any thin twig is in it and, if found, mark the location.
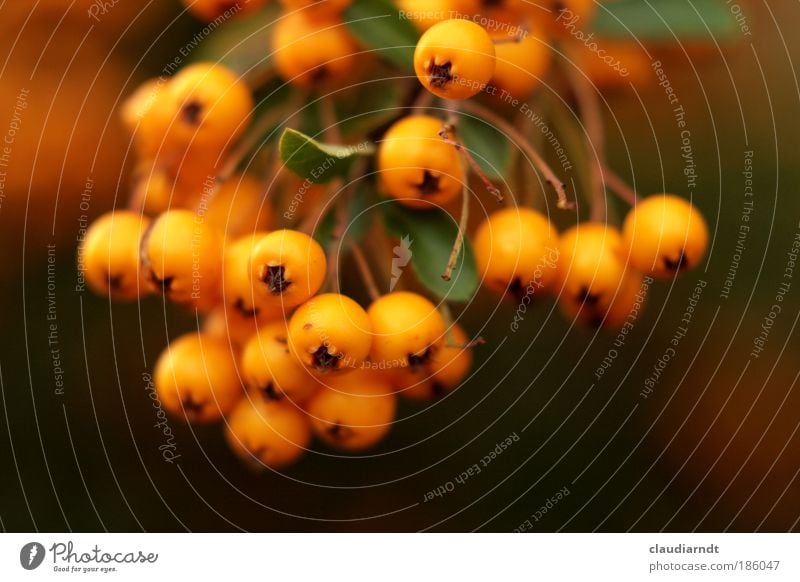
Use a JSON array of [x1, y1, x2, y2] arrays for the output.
[[442, 182, 470, 282], [460, 100, 574, 210], [562, 49, 608, 222], [350, 244, 380, 301], [319, 97, 342, 144], [440, 124, 503, 202], [600, 162, 637, 206]]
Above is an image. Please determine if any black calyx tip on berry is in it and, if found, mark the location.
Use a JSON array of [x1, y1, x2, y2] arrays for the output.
[[181, 100, 203, 125], [326, 421, 354, 441], [311, 346, 339, 372], [576, 286, 601, 307], [407, 347, 434, 370], [233, 297, 259, 318], [261, 382, 282, 401], [663, 251, 688, 272], [262, 265, 291, 295], [181, 393, 206, 417], [507, 277, 525, 300], [428, 61, 454, 88], [105, 271, 124, 291], [149, 271, 174, 294], [418, 170, 441, 195]]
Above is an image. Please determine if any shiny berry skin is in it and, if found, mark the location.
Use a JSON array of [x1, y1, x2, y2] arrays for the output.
[[154, 332, 243, 423], [249, 229, 327, 311], [556, 223, 641, 328], [388, 323, 472, 400], [203, 305, 259, 348], [490, 34, 551, 99], [80, 211, 151, 300], [222, 233, 284, 328], [204, 174, 272, 239], [367, 291, 446, 370], [288, 293, 373, 374], [474, 207, 560, 297], [241, 321, 323, 403], [156, 62, 253, 153], [397, 0, 480, 31], [377, 115, 464, 209], [272, 12, 361, 89], [307, 370, 396, 451], [225, 397, 311, 470], [182, 0, 267, 21], [623, 194, 709, 278], [141, 209, 225, 310], [428, 323, 473, 391], [414, 18, 496, 100]]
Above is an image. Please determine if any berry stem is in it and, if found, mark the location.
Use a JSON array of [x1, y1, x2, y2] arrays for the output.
[[440, 122, 503, 203], [600, 163, 637, 206], [350, 244, 381, 301], [461, 101, 574, 210], [319, 96, 342, 144], [442, 180, 470, 282], [561, 51, 607, 222]]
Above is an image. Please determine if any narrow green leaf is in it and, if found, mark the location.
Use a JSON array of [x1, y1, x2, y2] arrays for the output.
[[593, 0, 740, 41], [458, 115, 511, 181], [279, 128, 375, 184], [343, 0, 420, 69], [382, 204, 478, 303]]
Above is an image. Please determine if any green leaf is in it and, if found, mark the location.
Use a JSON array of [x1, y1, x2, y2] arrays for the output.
[[343, 0, 420, 69], [458, 115, 511, 181], [593, 0, 740, 41], [382, 204, 478, 303], [279, 128, 375, 184], [190, 5, 279, 74]]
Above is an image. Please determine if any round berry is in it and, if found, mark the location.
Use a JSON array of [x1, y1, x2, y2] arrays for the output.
[[428, 323, 473, 392], [203, 305, 259, 348], [250, 229, 327, 311], [367, 291, 446, 370], [377, 115, 464, 209], [623, 194, 708, 278], [556, 223, 639, 328], [141, 209, 225, 309], [204, 174, 272, 239], [288, 293, 373, 374], [474, 207, 560, 298], [272, 12, 361, 89], [80, 211, 151, 300], [182, 0, 267, 21], [307, 370, 396, 451], [414, 18, 495, 100], [241, 321, 323, 403], [157, 62, 253, 153], [223, 233, 283, 324], [154, 332, 243, 423], [490, 34, 550, 99], [225, 398, 311, 470]]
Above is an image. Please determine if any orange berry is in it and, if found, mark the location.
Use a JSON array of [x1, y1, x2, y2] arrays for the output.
[[414, 18, 495, 100], [377, 115, 464, 209], [154, 332, 243, 423], [225, 398, 311, 469]]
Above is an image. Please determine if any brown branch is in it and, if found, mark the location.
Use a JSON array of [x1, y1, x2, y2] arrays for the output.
[[460, 100, 574, 210], [350, 244, 380, 301]]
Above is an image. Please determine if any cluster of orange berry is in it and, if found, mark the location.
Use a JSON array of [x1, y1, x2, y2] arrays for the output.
[[79, 0, 709, 470]]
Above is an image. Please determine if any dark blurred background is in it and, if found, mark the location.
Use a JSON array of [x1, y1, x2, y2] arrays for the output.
[[0, 0, 798, 532]]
